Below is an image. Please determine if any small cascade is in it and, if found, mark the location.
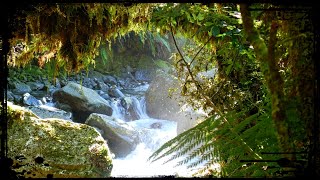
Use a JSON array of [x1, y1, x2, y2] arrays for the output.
[[131, 96, 149, 120], [109, 84, 195, 177], [110, 98, 125, 120]]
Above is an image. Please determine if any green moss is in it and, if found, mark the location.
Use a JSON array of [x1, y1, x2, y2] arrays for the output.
[[7, 103, 113, 178]]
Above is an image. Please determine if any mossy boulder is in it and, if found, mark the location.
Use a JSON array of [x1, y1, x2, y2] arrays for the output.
[[6, 102, 113, 178]]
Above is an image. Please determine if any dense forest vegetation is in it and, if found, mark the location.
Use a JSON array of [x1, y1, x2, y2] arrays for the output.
[[1, 2, 319, 178]]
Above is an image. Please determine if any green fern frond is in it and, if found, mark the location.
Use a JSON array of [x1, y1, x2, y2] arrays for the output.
[[148, 114, 217, 162], [155, 33, 171, 52], [149, 102, 280, 177]]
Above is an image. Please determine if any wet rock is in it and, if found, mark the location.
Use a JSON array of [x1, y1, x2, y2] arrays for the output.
[[97, 81, 109, 92], [96, 90, 105, 95], [150, 122, 162, 129], [120, 97, 140, 121], [12, 82, 32, 95], [55, 102, 73, 112], [88, 70, 105, 80], [108, 86, 125, 98], [23, 93, 42, 106], [52, 82, 113, 123], [7, 103, 113, 178], [103, 75, 118, 86], [43, 80, 52, 91], [26, 82, 45, 91], [59, 77, 68, 87], [91, 79, 98, 90], [85, 113, 139, 158], [40, 97, 47, 104], [101, 94, 110, 101]]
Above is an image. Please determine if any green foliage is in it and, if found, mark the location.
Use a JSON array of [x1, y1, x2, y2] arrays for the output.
[[99, 42, 113, 66], [149, 101, 281, 177], [9, 3, 157, 72], [6, 2, 314, 177]]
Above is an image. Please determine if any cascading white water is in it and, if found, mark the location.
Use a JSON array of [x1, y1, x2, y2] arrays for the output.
[[109, 85, 195, 177], [30, 84, 214, 177]]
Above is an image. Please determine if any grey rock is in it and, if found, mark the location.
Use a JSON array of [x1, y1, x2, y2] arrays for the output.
[[103, 75, 118, 86], [85, 113, 139, 158], [28, 105, 72, 121], [88, 70, 105, 80], [23, 93, 42, 106], [97, 81, 109, 92], [52, 82, 113, 123], [55, 102, 73, 112], [108, 87, 125, 98], [150, 122, 162, 129], [96, 90, 105, 95], [26, 82, 45, 91], [101, 94, 110, 100], [120, 97, 140, 121], [12, 82, 32, 94]]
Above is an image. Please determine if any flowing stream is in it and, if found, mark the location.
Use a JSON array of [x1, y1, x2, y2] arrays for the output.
[[40, 83, 201, 177], [109, 84, 194, 177]]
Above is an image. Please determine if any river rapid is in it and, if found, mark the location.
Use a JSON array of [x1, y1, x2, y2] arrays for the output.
[[108, 84, 194, 177]]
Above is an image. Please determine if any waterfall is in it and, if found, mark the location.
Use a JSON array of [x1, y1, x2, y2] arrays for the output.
[[109, 84, 195, 177], [110, 98, 125, 120], [131, 96, 149, 119]]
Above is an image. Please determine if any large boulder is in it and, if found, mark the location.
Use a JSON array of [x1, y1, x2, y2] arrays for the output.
[[145, 72, 207, 134], [52, 82, 113, 123], [6, 103, 113, 178], [85, 113, 139, 158]]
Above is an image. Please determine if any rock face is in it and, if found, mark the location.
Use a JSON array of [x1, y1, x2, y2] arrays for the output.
[[52, 82, 113, 123], [7, 103, 113, 178], [145, 72, 206, 134], [85, 113, 139, 158]]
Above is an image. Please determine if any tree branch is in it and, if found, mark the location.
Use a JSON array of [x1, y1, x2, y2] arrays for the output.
[[190, 36, 213, 67], [170, 24, 261, 158]]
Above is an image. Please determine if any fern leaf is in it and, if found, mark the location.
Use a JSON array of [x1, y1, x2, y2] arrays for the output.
[[155, 33, 171, 52]]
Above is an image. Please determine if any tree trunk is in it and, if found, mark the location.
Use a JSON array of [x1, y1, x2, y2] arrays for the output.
[[240, 4, 293, 159]]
